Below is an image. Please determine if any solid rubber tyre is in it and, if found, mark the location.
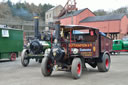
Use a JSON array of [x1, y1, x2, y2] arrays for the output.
[[71, 58, 82, 79], [97, 53, 111, 72], [41, 57, 53, 76], [21, 49, 29, 67]]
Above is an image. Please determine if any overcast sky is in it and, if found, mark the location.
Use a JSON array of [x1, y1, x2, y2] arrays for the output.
[[1, 0, 128, 11]]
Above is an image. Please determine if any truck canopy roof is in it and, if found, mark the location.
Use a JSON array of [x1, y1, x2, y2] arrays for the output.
[[61, 25, 98, 31]]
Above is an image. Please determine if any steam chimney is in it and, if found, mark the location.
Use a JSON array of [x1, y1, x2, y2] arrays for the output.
[[33, 13, 40, 39], [55, 21, 61, 41]]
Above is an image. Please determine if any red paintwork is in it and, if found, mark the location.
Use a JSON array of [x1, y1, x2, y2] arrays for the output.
[[114, 50, 128, 52], [106, 59, 109, 68], [77, 63, 81, 74]]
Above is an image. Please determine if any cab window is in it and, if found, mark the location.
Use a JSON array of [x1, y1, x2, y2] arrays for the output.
[[114, 41, 120, 44], [72, 29, 97, 42]]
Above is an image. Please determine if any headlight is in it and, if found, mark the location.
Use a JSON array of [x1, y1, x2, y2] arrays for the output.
[[53, 52, 56, 56], [44, 48, 51, 56], [27, 43, 30, 47], [53, 48, 58, 56], [73, 48, 79, 54]]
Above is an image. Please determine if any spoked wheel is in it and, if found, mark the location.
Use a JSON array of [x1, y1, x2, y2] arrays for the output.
[[10, 53, 16, 61], [97, 53, 111, 72], [21, 49, 30, 67], [41, 57, 53, 76], [71, 58, 82, 79]]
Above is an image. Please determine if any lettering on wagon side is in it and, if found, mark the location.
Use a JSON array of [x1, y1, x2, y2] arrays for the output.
[[69, 43, 92, 48]]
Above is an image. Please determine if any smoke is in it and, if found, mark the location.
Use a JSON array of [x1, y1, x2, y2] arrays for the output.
[[7, 0, 33, 21]]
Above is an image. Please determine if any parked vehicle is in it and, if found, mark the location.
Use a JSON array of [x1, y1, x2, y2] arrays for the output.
[[21, 15, 53, 67], [0, 26, 23, 61], [41, 22, 112, 79], [111, 39, 128, 54]]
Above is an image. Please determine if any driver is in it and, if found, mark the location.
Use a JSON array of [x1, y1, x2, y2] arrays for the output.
[[42, 27, 51, 41]]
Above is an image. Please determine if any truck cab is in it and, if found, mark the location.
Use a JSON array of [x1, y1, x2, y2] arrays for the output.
[[113, 40, 123, 51]]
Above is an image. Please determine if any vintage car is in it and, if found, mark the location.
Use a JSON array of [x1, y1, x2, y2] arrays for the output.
[[41, 23, 112, 79]]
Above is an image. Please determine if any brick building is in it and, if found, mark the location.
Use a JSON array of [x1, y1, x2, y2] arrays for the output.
[[59, 8, 128, 39]]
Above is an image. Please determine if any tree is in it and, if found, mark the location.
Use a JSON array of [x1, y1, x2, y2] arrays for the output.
[[93, 9, 107, 16], [1, 1, 54, 21], [39, 4, 54, 21], [110, 7, 128, 14]]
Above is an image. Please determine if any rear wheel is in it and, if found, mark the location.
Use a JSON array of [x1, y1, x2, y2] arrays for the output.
[[21, 49, 30, 67], [71, 58, 82, 79], [41, 57, 53, 76], [97, 53, 111, 72]]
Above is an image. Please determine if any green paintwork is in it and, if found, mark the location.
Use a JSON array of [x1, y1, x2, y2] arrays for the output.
[[43, 41, 51, 49], [122, 41, 128, 50], [112, 40, 128, 51], [0, 28, 23, 59]]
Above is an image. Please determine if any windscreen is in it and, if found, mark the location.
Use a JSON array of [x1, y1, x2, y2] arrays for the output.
[[72, 29, 97, 42]]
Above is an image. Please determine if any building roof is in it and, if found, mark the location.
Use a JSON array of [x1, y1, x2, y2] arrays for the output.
[[60, 8, 87, 19], [80, 14, 125, 23], [47, 5, 63, 12]]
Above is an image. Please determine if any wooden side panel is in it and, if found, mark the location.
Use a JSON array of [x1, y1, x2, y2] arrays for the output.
[[100, 35, 112, 53]]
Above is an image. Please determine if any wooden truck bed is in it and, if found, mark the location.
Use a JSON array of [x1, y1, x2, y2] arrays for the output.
[[100, 35, 113, 53]]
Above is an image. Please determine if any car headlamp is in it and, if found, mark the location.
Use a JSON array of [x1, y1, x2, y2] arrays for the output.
[[73, 48, 79, 54]]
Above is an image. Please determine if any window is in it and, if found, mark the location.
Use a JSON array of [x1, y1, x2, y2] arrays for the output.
[[49, 14, 51, 18], [115, 41, 120, 44], [72, 29, 97, 42], [47, 14, 48, 19]]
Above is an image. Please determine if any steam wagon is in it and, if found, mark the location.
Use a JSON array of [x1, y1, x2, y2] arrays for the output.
[[41, 23, 112, 79], [0, 26, 23, 60], [21, 15, 53, 67]]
